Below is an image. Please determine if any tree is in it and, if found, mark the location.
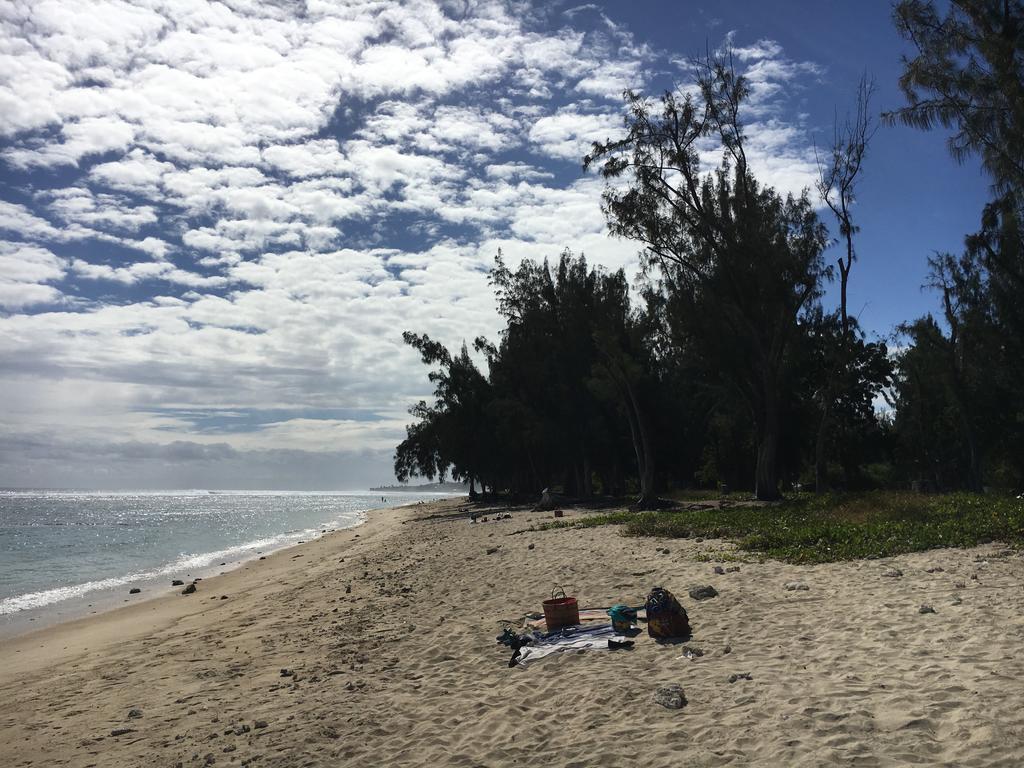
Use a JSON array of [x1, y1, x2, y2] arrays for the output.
[[488, 250, 640, 498], [887, 0, 1024, 198], [888, 0, 1024, 490], [394, 333, 493, 492], [812, 75, 878, 492], [585, 52, 830, 500], [817, 74, 877, 336]]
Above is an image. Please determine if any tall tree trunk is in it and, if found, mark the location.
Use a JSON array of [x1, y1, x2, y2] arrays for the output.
[[468, 476, 477, 499], [582, 454, 593, 498], [814, 398, 831, 493], [754, 386, 782, 501], [623, 378, 657, 508]]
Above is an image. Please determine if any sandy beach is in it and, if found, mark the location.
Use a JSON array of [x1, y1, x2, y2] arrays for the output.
[[2, 497, 1023, 767]]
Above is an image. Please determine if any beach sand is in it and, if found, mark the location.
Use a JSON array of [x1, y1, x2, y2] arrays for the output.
[[2, 497, 1024, 767]]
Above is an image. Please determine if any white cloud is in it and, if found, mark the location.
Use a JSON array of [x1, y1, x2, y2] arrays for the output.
[[0, 0, 827, 486], [0, 241, 66, 308], [528, 109, 622, 161]]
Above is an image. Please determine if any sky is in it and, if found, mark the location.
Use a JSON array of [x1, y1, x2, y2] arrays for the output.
[[0, 0, 992, 490]]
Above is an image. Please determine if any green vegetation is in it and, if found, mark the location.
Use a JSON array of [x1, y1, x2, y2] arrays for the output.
[[550, 493, 1024, 564]]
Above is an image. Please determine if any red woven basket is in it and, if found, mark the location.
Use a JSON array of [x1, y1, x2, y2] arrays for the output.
[[542, 586, 579, 631]]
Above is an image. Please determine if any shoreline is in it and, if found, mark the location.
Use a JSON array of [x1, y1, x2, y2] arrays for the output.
[[0, 498, 426, 674], [3, 497, 1024, 766], [0, 493, 446, 641], [0, 512, 371, 642]]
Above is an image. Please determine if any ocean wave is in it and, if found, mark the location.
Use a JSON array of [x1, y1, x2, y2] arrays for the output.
[[0, 516, 361, 616]]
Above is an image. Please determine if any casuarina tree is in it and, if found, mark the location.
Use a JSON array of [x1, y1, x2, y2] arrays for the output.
[[585, 52, 830, 500]]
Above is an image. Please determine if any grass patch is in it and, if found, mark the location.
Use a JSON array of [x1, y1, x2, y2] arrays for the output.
[[558, 492, 1024, 564]]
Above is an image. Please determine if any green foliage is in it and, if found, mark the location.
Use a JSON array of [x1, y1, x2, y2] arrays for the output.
[[561, 493, 1024, 563], [888, 0, 1024, 196]]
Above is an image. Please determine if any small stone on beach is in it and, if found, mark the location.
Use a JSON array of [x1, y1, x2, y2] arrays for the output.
[[728, 672, 752, 683], [883, 568, 903, 578], [919, 604, 936, 614], [181, 583, 196, 595], [129, 588, 141, 594], [128, 708, 143, 719], [712, 566, 725, 575], [172, 580, 184, 586], [689, 585, 718, 600], [653, 684, 687, 709], [784, 582, 809, 591]]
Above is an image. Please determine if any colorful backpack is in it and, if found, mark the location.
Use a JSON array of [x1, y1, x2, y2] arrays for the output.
[[645, 586, 691, 639]]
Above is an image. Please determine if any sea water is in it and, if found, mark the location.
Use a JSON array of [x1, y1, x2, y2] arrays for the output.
[[0, 489, 449, 636]]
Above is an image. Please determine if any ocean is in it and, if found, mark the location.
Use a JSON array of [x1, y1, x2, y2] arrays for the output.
[[0, 489, 450, 636]]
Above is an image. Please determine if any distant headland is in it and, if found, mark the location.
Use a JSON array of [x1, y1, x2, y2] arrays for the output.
[[370, 481, 469, 493]]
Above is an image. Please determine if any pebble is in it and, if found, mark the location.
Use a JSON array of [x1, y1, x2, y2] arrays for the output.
[[952, 596, 963, 605], [712, 566, 725, 575], [128, 708, 143, 719], [728, 672, 752, 683], [254, 720, 269, 729], [679, 645, 704, 659], [784, 582, 809, 591], [486, 547, 499, 555], [111, 728, 133, 736], [129, 587, 141, 594], [181, 583, 197, 595], [954, 581, 967, 588], [689, 585, 718, 601], [882, 568, 903, 578], [726, 566, 741, 573], [723, 644, 732, 655], [919, 604, 936, 614], [172, 580, 184, 586], [280, 668, 294, 677], [527, 543, 535, 550], [653, 684, 687, 709], [926, 566, 945, 573]]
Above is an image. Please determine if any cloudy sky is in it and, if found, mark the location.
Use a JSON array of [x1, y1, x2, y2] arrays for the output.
[[0, 1, 990, 489]]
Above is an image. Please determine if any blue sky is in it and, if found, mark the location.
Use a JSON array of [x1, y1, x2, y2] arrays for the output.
[[0, 1, 990, 489]]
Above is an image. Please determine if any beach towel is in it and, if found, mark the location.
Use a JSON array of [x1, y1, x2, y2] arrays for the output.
[[513, 624, 628, 667]]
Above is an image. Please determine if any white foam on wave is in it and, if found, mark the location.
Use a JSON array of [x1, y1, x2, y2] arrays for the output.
[[0, 508, 366, 616]]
